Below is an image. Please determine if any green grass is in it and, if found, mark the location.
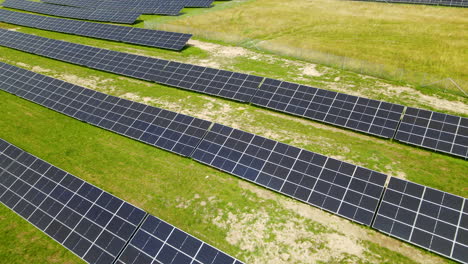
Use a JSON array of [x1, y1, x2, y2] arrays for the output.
[[0, 206, 82, 264], [151, 0, 468, 89], [0, 6, 466, 263]]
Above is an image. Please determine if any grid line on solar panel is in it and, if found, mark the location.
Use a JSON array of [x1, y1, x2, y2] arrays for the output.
[[0, 139, 244, 264], [0, 62, 211, 157], [372, 177, 468, 263], [394, 107, 468, 159], [191, 123, 388, 226], [0, 142, 147, 264], [250, 78, 405, 138], [0, 9, 191, 50], [2, 0, 141, 23]]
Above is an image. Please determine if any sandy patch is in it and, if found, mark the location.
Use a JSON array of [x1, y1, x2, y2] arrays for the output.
[[301, 64, 323, 77], [380, 83, 468, 115], [237, 181, 447, 264]]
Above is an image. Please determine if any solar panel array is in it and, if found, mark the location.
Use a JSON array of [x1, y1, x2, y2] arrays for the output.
[[395, 107, 468, 159], [0, 10, 191, 51], [251, 78, 405, 138], [1, 61, 467, 262], [0, 139, 244, 264], [0, 29, 407, 138], [0, 139, 147, 264], [0, 62, 211, 157], [192, 123, 388, 226], [373, 177, 467, 263], [350, 0, 468, 7], [43, 0, 213, 10], [2, 0, 141, 24]]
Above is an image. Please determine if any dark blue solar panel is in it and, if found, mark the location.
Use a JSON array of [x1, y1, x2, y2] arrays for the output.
[[251, 78, 404, 138], [373, 177, 467, 263], [395, 107, 468, 159]]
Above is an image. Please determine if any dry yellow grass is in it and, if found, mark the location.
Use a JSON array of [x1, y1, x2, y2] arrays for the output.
[[156, 0, 468, 87]]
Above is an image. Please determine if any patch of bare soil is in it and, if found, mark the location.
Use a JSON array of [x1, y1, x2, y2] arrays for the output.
[[380, 83, 468, 115], [234, 181, 447, 264]]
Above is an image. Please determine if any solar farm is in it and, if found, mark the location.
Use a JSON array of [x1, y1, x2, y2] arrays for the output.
[[0, 0, 467, 263]]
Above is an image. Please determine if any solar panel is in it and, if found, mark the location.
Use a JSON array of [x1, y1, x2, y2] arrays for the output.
[[394, 107, 468, 159], [0, 139, 147, 264], [373, 177, 467, 263], [153, 61, 264, 102], [0, 29, 264, 103], [0, 10, 191, 51], [0, 62, 212, 157], [251, 78, 405, 138], [0, 138, 244, 264], [191, 123, 388, 226], [2, 0, 141, 24], [116, 215, 242, 264]]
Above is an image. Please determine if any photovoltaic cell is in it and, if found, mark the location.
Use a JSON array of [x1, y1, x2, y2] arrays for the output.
[[0, 138, 244, 264], [0, 62, 211, 157], [2, 0, 141, 23], [251, 78, 405, 138], [0, 139, 146, 264], [394, 107, 468, 159], [373, 177, 467, 263], [191, 123, 388, 226], [116, 215, 241, 264], [0, 9, 191, 50]]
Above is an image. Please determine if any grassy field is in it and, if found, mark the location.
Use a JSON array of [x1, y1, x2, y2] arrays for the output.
[[0, 90, 459, 264], [149, 0, 468, 90], [0, 2, 466, 264]]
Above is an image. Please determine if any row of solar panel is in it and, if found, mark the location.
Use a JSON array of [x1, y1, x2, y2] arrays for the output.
[[0, 29, 465, 159], [350, 0, 468, 7], [0, 28, 407, 140], [43, 0, 215, 9], [0, 9, 191, 51], [0, 139, 243, 264], [2, 0, 142, 23], [0, 62, 466, 263]]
